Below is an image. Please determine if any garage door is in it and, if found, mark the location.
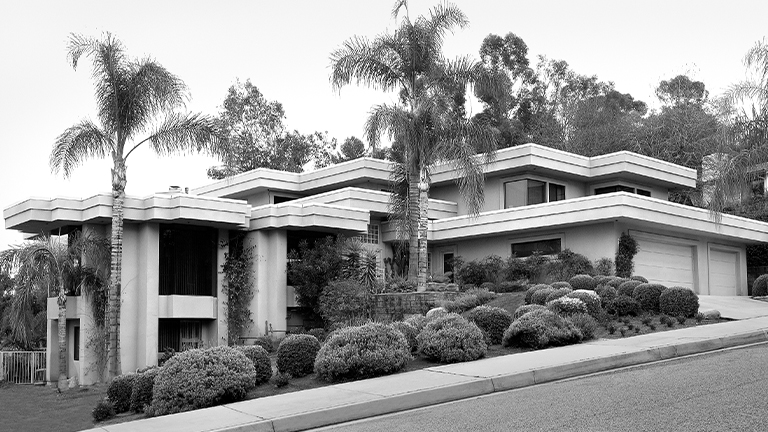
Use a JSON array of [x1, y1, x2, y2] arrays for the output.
[[709, 249, 738, 296], [634, 239, 695, 290]]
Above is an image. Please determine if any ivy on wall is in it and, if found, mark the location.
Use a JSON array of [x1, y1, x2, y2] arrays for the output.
[[615, 232, 638, 278], [221, 239, 255, 344]]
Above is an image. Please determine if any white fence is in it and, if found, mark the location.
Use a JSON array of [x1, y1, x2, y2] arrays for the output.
[[0, 351, 46, 384]]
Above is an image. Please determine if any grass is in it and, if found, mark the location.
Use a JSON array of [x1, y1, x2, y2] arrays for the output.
[[0, 291, 726, 432]]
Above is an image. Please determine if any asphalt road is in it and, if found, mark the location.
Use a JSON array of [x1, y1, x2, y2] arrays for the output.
[[311, 343, 768, 432]]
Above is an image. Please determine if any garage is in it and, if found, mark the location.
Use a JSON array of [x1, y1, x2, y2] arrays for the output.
[[708, 249, 739, 296], [633, 239, 695, 290]]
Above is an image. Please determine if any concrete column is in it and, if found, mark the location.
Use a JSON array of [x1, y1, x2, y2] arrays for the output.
[[216, 229, 229, 346], [45, 318, 57, 383], [245, 229, 288, 338], [80, 224, 105, 384], [137, 223, 160, 369], [268, 230, 288, 338]]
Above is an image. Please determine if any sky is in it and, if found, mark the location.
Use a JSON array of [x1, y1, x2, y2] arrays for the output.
[[0, 0, 766, 250]]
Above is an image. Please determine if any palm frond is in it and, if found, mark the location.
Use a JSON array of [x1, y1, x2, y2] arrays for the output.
[[136, 112, 221, 159], [330, 35, 405, 93], [50, 119, 112, 178], [422, 2, 468, 51], [364, 103, 414, 150], [122, 59, 189, 140]]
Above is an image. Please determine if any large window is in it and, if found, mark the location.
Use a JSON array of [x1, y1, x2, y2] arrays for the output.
[[158, 319, 203, 352], [159, 225, 217, 296], [595, 185, 651, 197], [505, 180, 565, 208], [511, 238, 562, 258]]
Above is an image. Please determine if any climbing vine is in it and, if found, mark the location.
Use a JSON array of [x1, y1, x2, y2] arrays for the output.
[[221, 239, 255, 344], [615, 232, 638, 278]]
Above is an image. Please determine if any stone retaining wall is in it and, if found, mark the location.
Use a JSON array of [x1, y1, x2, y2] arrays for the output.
[[373, 291, 462, 321]]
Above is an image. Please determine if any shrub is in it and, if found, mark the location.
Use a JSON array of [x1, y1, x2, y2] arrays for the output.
[[92, 400, 116, 422], [659, 287, 699, 318], [551, 281, 573, 290], [569, 274, 596, 291], [566, 290, 602, 317], [319, 279, 372, 327], [426, 307, 448, 319], [531, 287, 556, 305], [315, 322, 412, 382], [308, 328, 327, 343], [546, 297, 588, 317], [385, 276, 417, 293], [391, 321, 418, 352], [497, 280, 526, 293], [593, 275, 611, 286], [404, 314, 428, 332], [617, 280, 643, 297], [606, 295, 641, 316], [752, 274, 768, 296], [513, 304, 547, 320], [251, 336, 274, 353], [455, 260, 487, 286], [107, 374, 136, 413], [130, 367, 159, 413], [606, 278, 628, 288], [502, 309, 583, 349], [465, 287, 497, 304], [466, 306, 514, 345], [440, 288, 496, 313], [547, 249, 595, 281], [235, 345, 272, 385], [158, 347, 176, 366], [545, 287, 573, 303], [632, 283, 666, 312], [271, 371, 291, 388], [525, 284, 551, 304], [595, 285, 618, 307], [417, 313, 487, 363], [276, 334, 321, 378], [615, 233, 638, 278], [151, 346, 256, 416], [568, 313, 598, 340], [594, 258, 614, 276], [479, 282, 497, 291], [631, 275, 649, 283]]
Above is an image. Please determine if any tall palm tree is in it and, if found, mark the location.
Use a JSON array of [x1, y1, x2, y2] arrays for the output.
[[49, 33, 221, 378], [0, 232, 109, 390], [330, 1, 499, 290]]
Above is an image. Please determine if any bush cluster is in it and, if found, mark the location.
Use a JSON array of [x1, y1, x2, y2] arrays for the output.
[[617, 280, 643, 297], [251, 336, 274, 353], [545, 287, 573, 303], [659, 287, 699, 317], [631, 275, 649, 283], [92, 400, 116, 422], [502, 309, 583, 349], [236, 345, 272, 385], [277, 334, 321, 378], [130, 367, 159, 413], [546, 297, 588, 316], [439, 288, 496, 313], [151, 346, 256, 416], [391, 321, 418, 352], [319, 279, 372, 327], [606, 278, 628, 289], [417, 313, 487, 363], [314, 322, 412, 382], [404, 314, 428, 332], [531, 287, 556, 305], [607, 295, 641, 316], [466, 306, 514, 345], [525, 284, 550, 304], [568, 313, 598, 340], [496, 280, 527, 293], [752, 274, 768, 296], [632, 283, 666, 312], [566, 290, 602, 317], [107, 373, 136, 414], [569, 274, 596, 291], [595, 285, 618, 306], [513, 304, 547, 320], [550, 281, 573, 290], [615, 233, 638, 278]]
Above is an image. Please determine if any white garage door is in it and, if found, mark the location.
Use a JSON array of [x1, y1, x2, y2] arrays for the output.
[[709, 249, 738, 296], [634, 239, 695, 290]]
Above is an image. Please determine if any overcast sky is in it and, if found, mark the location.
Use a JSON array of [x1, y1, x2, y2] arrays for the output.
[[1, 0, 766, 249]]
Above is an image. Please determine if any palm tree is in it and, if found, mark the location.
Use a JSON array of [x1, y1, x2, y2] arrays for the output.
[[0, 232, 109, 390], [330, 1, 499, 290], [49, 33, 221, 378]]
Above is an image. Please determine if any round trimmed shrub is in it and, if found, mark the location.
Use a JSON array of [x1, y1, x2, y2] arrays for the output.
[[308, 328, 327, 342], [631, 275, 649, 283], [107, 373, 136, 414], [417, 313, 487, 363], [513, 304, 547, 320], [659, 287, 699, 317], [607, 295, 641, 316], [752, 274, 768, 296], [466, 306, 514, 345], [617, 280, 643, 297], [568, 313, 598, 340], [566, 289, 602, 317], [497, 280, 526, 293], [546, 297, 588, 316], [569, 274, 597, 291], [92, 400, 116, 422], [236, 345, 272, 385], [480, 282, 497, 291], [426, 307, 448, 319], [595, 285, 618, 307], [525, 284, 552, 304], [404, 314, 428, 332], [551, 281, 573, 290], [502, 309, 583, 349], [129, 367, 159, 413], [593, 275, 612, 285], [531, 287, 556, 305], [277, 334, 321, 377], [391, 321, 418, 352], [545, 287, 573, 303], [251, 336, 274, 353], [314, 322, 412, 382], [606, 278, 628, 288], [150, 346, 256, 416], [632, 283, 666, 312]]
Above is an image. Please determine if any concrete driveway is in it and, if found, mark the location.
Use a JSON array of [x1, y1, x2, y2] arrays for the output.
[[698, 295, 768, 319]]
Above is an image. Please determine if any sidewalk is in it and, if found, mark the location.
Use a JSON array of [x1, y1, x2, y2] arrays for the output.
[[83, 299, 768, 432]]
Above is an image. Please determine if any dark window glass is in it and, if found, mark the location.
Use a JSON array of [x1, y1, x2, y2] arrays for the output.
[[73, 326, 80, 361], [504, 180, 527, 208], [159, 225, 217, 296], [443, 253, 455, 274], [636, 189, 651, 197], [595, 185, 635, 195], [511, 238, 562, 258], [549, 183, 566, 202], [527, 180, 546, 205], [274, 196, 296, 204], [158, 319, 203, 352]]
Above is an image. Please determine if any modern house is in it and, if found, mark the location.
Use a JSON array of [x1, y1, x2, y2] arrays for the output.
[[5, 143, 768, 384]]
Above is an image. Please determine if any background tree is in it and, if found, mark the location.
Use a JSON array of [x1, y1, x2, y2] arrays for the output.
[[50, 33, 221, 378], [335, 136, 367, 162], [331, 0, 500, 290]]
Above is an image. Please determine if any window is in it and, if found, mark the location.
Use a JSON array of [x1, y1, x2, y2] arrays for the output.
[[595, 185, 652, 197], [358, 224, 379, 244], [73, 326, 80, 361], [504, 179, 558, 208], [158, 319, 203, 352], [273, 195, 296, 204], [443, 253, 455, 274], [511, 238, 561, 258], [159, 225, 217, 296], [636, 189, 651, 197]]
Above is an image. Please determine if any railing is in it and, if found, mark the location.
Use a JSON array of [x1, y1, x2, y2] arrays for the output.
[[0, 351, 47, 384]]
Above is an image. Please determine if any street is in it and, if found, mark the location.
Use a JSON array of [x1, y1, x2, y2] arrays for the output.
[[312, 343, 768, 432]]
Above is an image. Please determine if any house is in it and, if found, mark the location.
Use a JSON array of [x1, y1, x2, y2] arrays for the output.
[[4, 143, 768, 384]]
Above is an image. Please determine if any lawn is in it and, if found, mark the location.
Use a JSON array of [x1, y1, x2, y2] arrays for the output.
[[0, 292, 725, 432]]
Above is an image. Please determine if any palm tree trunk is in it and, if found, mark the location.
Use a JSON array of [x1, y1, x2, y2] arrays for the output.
[[407, 178, 420, 281], [107, 158, 126, 378], [417, 171, 429, 292], [57, 280, 68, 391]]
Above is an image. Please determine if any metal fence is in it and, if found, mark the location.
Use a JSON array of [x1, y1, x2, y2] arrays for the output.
[[0, 351, 46, 384]]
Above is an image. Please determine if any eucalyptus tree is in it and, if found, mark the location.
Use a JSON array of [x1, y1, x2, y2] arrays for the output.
[[49, 33, 221, 378], [330, 1, 499, 290], [0, 233, 109, 390]]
